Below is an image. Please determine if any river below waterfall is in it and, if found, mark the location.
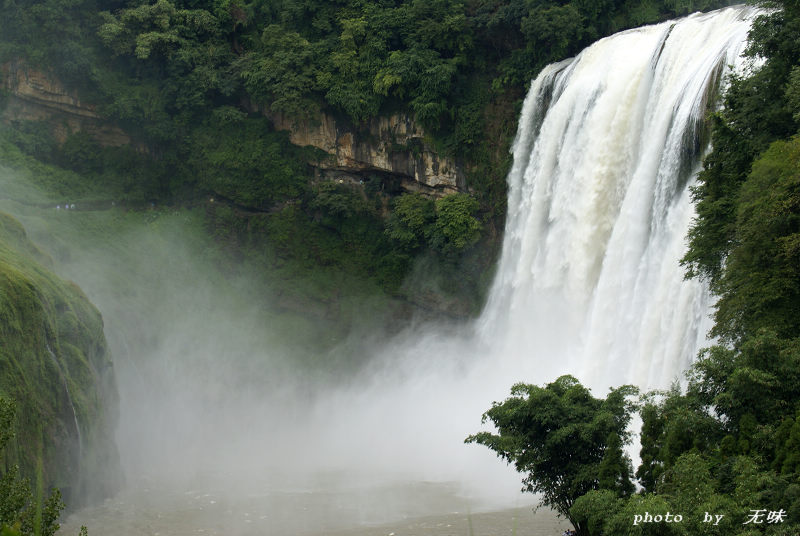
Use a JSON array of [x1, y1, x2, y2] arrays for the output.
[[61, 480, 567, 536]]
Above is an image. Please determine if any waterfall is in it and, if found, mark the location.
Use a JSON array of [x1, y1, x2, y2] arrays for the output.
[[45, 344, 82, 454], [478, 6, 758, 390]]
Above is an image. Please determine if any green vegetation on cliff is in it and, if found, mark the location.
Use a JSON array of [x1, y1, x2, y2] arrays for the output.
[[0, 209, 119, 506]]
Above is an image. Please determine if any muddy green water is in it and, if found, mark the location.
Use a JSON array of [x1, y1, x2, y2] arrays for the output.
[[61, 481, 570, 536]]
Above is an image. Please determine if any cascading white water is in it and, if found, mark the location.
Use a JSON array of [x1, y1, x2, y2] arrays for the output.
[[479, 6, 758, 390]]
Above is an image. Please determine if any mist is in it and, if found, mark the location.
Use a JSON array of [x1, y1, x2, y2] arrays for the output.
[[0, 163, 660, 534], [0, 164, 535, 531]]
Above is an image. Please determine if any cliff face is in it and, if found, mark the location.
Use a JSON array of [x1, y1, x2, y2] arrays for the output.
[[1, 61, 129, 146], [0, 212, 120, 505], [269, 111, 465, 198], [1, 60, 465, 198]]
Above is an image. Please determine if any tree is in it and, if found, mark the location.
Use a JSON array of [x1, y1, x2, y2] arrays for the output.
[[238, 24, 319, 117], [709, 137, 800, 344], [430, 193, 481, 258], [384, 193, 435, 253], [466, 376, 638, 536], [0, 398, 79, 536]]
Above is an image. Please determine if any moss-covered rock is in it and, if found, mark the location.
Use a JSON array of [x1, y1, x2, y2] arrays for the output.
[[0, 211, 119, 506]]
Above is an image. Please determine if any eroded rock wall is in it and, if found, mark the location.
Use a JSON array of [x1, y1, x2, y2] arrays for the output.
[[270, 111, 465, 198], [1, 60, 464, 198], [1, 61, 129, 146]]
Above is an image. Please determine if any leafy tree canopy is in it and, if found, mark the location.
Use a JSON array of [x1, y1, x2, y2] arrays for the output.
[[466, 376, 638, 534]]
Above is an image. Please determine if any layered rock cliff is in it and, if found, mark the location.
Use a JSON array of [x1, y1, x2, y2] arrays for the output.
[[269, 111, 465, 198], [1, 61, 129, 147], [1, 61, 465, 199]]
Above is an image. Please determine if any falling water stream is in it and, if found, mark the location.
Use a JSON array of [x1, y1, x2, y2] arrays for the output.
[[478, 5, 757, 389], [22, 5, 758, 534]]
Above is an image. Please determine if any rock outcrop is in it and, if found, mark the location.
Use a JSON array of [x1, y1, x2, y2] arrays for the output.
[[269, 111, 465, 197], [1, 60, 464, 196], [1, 61, 129, 146]]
